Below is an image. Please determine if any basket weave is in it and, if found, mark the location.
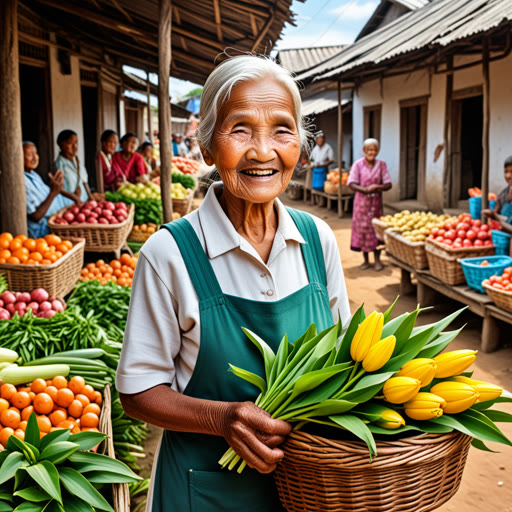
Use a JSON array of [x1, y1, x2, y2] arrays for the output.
[[274, 430, 471, 512], [372, 219, 391, 242], [324, 181, 339, 195], [0, 237, 84, 298], [425, 238, 495, 285], [384, 230, 428, 269], [48, 204, 134, 253], [172, 189, 195, 216], [483, 281, 512, 312], [127, 227, 158, 243]]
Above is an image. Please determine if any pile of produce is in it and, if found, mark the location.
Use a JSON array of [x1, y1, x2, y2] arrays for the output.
[[326, 170, 349, 185], [172, 156, 200, 174], [379, 211, 452, 242], [428, 213, 493, 248], [79, 254, 137, 287], [0, 288, 65, 320], [51, 200, 129, 226], [152, 172, 197, 190], [219, 302, 511, 472], [118, 180, 189, 201], [105, 192, 162, 225], [131, 223, 158, 236], [0, 233, 74, 265], [0, 412, 140, 511], [483, 266, 512, 292]]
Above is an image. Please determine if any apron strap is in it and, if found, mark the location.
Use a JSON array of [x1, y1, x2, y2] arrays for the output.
[[161, 219, 223, 301], [285, 208, 327, 287]]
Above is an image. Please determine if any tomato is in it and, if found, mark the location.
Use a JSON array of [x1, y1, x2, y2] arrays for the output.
[[489, 275, 498, 284], [483, 239, 493, 246], [480, 224, 490, 232], [506, 284, 512, 292], [438, 229, 446, 237], [443, 238, 453, 246], [474, 239, 483, 247], [494, 283, 504, 290], [457, 230, 466, 239], [456, 223, 466, 231], [472, 219, 482, 228], [466, 230, 477, 241], [445, 230, 456, 241], [502, 279, 511, 287], [435, 236, 444, 243], [428, 234, 435, 240], [463, 239, 473, 247], [477, 231, 489, 240], [431, 227, 440, 236], [452, 242, 462, 249]]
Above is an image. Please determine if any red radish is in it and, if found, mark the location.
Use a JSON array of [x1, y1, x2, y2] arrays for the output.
[[39, 301, 52, 312], [102, 209, 113, 218], [70, 206, 80, 215], [98, 218, 109, 225], [5, 304, 15, 315], [63, 211, 75, 222], [93, 207, 102, 215], [81, 208, 92, 217], [87, 217, 99, 224], [109, 218, 118, 224], [51, 300, 64, 312], [31, 288, 49, 302], [27, 302, 39, 313], [88, 212, 99, 219], [0, 291, 15, 305], [0, 308, 10, 320], [14, 302, 26, 312], [76, 213, 86, 223], [115, 202, 127, 210], [71, 221, 79, 224], [17, 292, 31, 303]]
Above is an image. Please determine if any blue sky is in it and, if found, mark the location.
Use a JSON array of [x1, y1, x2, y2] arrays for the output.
[[125, 0, 377, 101]]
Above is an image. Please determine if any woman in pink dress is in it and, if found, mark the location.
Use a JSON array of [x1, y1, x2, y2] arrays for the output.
[[111, 133, 148, 185], [347, 138, 392, 271], [95, 129, 120, 192]]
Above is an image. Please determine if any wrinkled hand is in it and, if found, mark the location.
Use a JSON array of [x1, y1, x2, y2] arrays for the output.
[[49, 170, 64, 194], [222, 402, 291, 474]]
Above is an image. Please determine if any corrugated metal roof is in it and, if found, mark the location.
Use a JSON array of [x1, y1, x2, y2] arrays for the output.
[[394, 0, 430, 9], [301, 90, 349, 116], [277, 45, 346, 73], [299, 0, 512, 83]]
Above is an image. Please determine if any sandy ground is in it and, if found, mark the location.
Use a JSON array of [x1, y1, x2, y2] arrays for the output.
[[137, 196, 512, 511]]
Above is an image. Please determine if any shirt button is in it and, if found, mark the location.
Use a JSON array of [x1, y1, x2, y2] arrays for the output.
[[266, 290, 274, 296], [260, 273, 266, 278]]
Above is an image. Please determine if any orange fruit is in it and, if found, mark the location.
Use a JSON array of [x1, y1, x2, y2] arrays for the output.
[[68, 400, 83, 418], [0, 239, 10, 250], [33, 393, 54, 415], [81, 385, 95, 401], [1, 409, 21, 429], [111, 260, 121, 269], [9, 239, 22, 251], [0, 233, 13, 242], [71, 424, 81, 434], [30, 378, 47, 394], [93, 391, 103, 405], [0, 249, 11, 260], [96, 259, 105, 267], [68, 376, 85, 395], [37, 415, 52, 433], [57, 420, 76, 430], [45, 386, 58, 402], [12, 248, 29, 263], [80, 413, 99, 428], [120, 253, 132, 265], [83, 403, 101, 416], [40, 259, 52, 265], [14, 234, 27, 243], [44, 234, 61, 246], [14, 429, 24, 441], [0, 384, 16, 400], [49, 409, 67, 427], [26, 259, 38, 265], [11, 391, 31, 410], [62, 240, 73, 250], [81, 427, 99, 433], [0, 399, 10, 414], [75, 394, 90, 407], [29, 391, 36, 401], [21, 405, 34, 421], [46, 380, 53, 386], [56, 243, 69, 254], [29, 252, 43, 262], [17, 387, 30, 393], [0, 427, 14, 447], [6, 256, 20, 264], [52, 376, 68, 389], [23, 238, 37, 251], [56, 388, 74, 408], [117, 277, 128, 286], [18, 421, 27, 432]]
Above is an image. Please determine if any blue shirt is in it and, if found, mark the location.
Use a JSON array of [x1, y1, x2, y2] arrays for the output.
[[54, 153, 89, 203], [172, 141, 179, 157], [25, 171, 73, 239]]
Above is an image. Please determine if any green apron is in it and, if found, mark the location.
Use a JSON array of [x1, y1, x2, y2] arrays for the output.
[[152, 208, 333, 512]]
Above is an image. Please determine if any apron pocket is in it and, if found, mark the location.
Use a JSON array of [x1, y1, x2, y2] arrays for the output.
[[189, 469, 278, 512]]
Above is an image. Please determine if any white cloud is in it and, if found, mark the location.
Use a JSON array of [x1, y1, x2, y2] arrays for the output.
[[276, 28, 356, 50], [330, 0, 378, 21]]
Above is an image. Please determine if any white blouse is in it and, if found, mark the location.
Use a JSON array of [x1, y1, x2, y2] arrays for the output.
[[116, 183, 351, 395]]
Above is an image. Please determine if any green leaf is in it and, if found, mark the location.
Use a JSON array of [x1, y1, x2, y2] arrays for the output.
[[6, 437, 39, 465], [391, 307, 420, 354], [228, 365, 266, 394], [39, 431, 70, 453], [368, 424, 420, 435], [480, 409, 512, 423], [417, 328, 463, 359], [59, 467, 114, 512], [40, 442, 80, 465], [0, 502, 13, 512], [471, 438, 498, 452], [289, 373, 352, 410], [381, 312, 409, 339], [288, 324, 317, 361], [288, 363, 351, 401], [67, 432, 107, 451], [61, 497, 94, 512], [0, 452, 27, 485], [268, 334, 291, 387], [24, 414, 40, 450], [13, 487, 51, 502], [472, 396, 512, 411], [240, 328, 275, 382], [12, 504, 45, 512], [329, 414, 377, 458], [341, 371, 396, 402], [86, 472, 146, 484], [336, 305, 364, 364], [383, 296, 399, 324], [411, 307, 465, 341], [40, 501, 64, 512], [68, 452, 142, 481], [283, 399, 357, 420], [25, 462, 62, 504]]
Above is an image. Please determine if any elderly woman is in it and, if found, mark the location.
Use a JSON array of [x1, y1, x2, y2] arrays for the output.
[[116, 56, 350, 512], [348, 138, 392, 271], [111, 133, 148, 184], [95, 129, 121, 192]]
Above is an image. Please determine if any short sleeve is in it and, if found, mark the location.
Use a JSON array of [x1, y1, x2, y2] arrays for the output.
[[347, 160, 360, 186], [25, 178, 41, 215], [380, 161, 392, 185], [116, 252, 181, 394], [135, 154, 148, 176], [327, 145, 334, 162]]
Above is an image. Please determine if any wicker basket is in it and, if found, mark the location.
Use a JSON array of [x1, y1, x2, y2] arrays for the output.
[[172, 189, 195, 216], [274, 430, 471, 512], [483, 280, 512, 313], [128, 226, 158, 243], [0, 237, 84, 298], [372, 218, 391, 242], [384, 230, 428, 269], [48, 204, 134, 253], [425, 238, 495, 285], [324, 181, 339, 195]]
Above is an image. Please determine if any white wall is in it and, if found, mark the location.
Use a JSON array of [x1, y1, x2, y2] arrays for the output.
[[49, 48, 85, 166]]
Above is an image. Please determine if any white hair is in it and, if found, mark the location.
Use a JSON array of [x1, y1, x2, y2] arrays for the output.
[[363, 138, 380, 150], [196, 55, 310, 152]]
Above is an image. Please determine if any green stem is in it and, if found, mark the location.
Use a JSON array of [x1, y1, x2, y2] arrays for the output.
[[339, 362, 363, 394], [339, 368, 367, 395]]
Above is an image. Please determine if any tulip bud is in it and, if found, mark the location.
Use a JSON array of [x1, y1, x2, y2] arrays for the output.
[[433, 350, 478, 378], [383, 376, 421, 404], [362, 335, 396, 372], [396, 358, 437, 387], [404, 392, 446, 421], [375, 408, 406, 430], [452, 376, 503, 403], [350, 312, 384, 362], [430, 381, 479, 414]]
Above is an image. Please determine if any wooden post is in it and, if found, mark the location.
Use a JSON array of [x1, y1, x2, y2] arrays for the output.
[[337, 79, 344, 218], [442, 56, 453, 209], [146, 70, 152, 143], [0, 0, 27, 235], [481, 37, 490, 214], [159, 0, 173, 222]]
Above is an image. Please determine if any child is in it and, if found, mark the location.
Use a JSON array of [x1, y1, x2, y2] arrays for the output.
[[483, 156, 512, 234]]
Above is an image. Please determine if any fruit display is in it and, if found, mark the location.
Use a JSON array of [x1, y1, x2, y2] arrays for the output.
[[0, 232, 74, 265], [79, 253, 137, 286], [484, 266, 512, 292], [380, 211, 452, 242], [51, 200, 129, 225], [0, 288, 65, 320], [172, 156, 200, 174], [428, 213, 493, 248], [326, 170, 349, 185], [152, 172, 197, 190], [106, 192, 162, 225], [118, 180, 189, 200]]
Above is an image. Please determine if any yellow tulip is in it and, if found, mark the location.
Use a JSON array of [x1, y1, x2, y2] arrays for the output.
[[430, 381, 479, 414], [375, 409, 406, 430], [452, 376, 503, 403], [404, 392, 446, 421], [350, 312, 384, 362], [362, 335, 396, 372], [396, 358, 437, 387], [383, 376, 421, 404], [433, 350, 478, 378]]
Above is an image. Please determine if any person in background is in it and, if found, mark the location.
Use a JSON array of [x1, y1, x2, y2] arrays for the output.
[[348, 138, 392, 271], [23, 141, 75, 239], [95, 129, 120, 192], [172, 134, 180, 157], [186, 137, 203, 161], [54, 129, 93, 204], [309, 131, 334, 191], [483, 156, 512, 234], [138, 141, 159, 174], [111, 133, 148, 184], [177, 134, 189, 157]]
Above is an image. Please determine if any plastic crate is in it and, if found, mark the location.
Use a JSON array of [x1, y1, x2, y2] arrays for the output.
[[459, 255, 512, 293], [469, 196, 496, 219], [491, 230, 511, 256]]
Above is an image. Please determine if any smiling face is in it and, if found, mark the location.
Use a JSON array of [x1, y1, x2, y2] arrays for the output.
[[60, 134, 78, 159], [102, 134, 118, 155], [203, 77, 301, 205], [505, 165, 512, 187], [23, 144, 39, 171], [121, 136, 137, 155], [143, 145, 153, 158], [364, 144, 379, 163]]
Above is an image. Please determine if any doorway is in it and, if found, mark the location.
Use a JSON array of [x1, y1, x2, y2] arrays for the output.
[[81, 85, 98, 190]]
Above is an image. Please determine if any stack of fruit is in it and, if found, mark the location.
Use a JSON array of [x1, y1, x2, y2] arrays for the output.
[[0, 233, 74, 265], [79, 253, 137, 286], [172, 156, 200, 174], [428, 213, 493, 248], [118, 181, 189, 200], [51, 200, 129, 225], [0, 288, 65, 320], [483, 266, 512, 292], [379, 211, 452, 242]]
